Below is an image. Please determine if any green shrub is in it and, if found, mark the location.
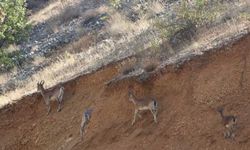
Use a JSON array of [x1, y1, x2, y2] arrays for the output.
[[109, 0, 122, 9], [0, 49, 14, 71], [240, 12, 250, 21], [177, 0, 221, 27], [0, 48, 26, 72], [0, 0, 30, 45], [154, 0, 224, 41], [154, 18, 189, 39]]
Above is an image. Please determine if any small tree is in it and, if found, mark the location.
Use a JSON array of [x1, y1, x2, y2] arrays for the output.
[[0, 0, 29, 45], [0, 0, 29, 71]]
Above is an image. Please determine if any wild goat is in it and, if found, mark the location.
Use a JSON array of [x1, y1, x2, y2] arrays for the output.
[[80, 108, 93, 140], [37, 80, 64, 115], [128, 89, 158, 125], [217, 107, 237, 138]]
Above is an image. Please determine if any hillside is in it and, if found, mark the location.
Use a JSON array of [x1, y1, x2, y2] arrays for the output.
[[1, 34, 250, 150], [0, 0, 250, 149]]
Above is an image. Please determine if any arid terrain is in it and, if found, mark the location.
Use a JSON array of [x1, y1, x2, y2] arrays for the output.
[[1, 34, 250, 150]]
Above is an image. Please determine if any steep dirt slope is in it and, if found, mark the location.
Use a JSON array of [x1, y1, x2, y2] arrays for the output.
[[1, 34, 250, 150]]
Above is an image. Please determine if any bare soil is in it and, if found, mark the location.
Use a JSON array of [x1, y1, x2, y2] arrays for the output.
[[1, 34, 250, 150]]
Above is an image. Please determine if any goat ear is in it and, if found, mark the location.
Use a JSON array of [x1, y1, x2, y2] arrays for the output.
[[128, 90, 133, 96], [128, 89, 131, 93], [41, 80, 45, 85]]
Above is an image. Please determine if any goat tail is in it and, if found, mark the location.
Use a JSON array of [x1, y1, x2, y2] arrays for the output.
[[216, 106, 224, 119], [153, 99, 158, 112]]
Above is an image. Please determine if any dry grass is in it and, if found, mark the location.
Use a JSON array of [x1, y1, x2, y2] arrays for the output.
[[66, 36, 94, 54], [57, 5, 82, 24], [108, 11, 135, 34], [32, 56, 46, 66], [28, 0, 83, 25], [46, 5, 82, 32], [148, 1, 165, 14], [28, 0, 62, 24], [108, 9, 150, 35]]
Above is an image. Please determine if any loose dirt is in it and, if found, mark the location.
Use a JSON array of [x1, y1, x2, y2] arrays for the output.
[[1, 34, 250, 150]]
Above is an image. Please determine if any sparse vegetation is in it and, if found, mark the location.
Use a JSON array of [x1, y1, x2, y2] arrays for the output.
[[154, 18, 191, 40], [177, 0, 221, 27], [155, 0, 224, 36], [153, 0, 229, 50]]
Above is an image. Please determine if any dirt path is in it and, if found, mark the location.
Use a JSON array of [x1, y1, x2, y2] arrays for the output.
[[1, 34, 250, 150]]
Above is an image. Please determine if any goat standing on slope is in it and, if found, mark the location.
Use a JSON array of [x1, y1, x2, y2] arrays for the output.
[[80, 108, 93, 140], [217, 107, 237, 139], [128, 89, 158, 125], [37, 80, 64, 115]]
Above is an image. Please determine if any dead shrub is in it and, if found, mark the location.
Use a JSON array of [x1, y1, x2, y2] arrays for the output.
[[117, 57, 137, 75], [58, 5, 82, 24], [144, 63, 157, 72], [141, 58, 159, 73], [47, 5, 83, 32], [48, 5, 82, 30], [67, 35, 94, 54], [122, 66, 136, 75]]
